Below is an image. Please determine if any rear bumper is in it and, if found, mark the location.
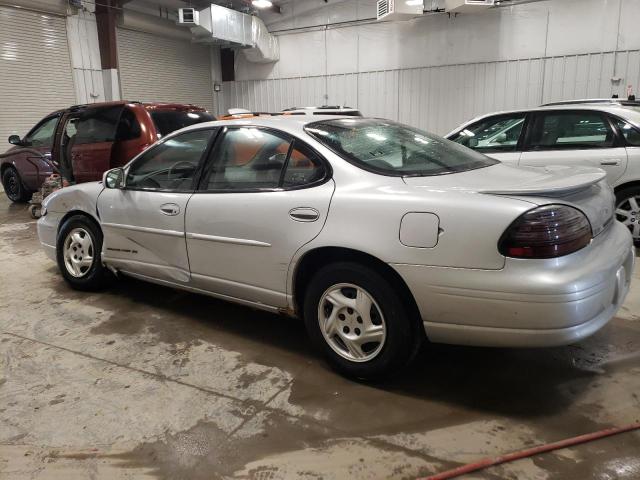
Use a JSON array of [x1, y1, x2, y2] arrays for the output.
[[393, 221, 635, 347]]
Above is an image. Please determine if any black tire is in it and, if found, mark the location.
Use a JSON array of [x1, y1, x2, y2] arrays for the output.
[[303, 262, 423, 380], [2, 166, 30, 202], [615, 186, 640, 246], [56, 214, 111, 291]]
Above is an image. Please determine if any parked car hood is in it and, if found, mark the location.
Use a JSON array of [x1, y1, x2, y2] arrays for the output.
[[402, 163, 606, 195]]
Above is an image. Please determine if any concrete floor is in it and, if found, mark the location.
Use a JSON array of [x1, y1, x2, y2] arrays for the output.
[[1, 193, 640, 480]]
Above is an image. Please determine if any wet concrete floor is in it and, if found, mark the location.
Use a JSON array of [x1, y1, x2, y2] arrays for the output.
[[1, 194, 639, 479]]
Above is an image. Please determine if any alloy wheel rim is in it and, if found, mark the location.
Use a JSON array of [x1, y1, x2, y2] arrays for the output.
[[317, 283, 386, 363], [616, 195, 640, 240], [63, 228, 94, 278]]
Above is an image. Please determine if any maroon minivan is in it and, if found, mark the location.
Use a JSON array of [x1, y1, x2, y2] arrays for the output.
[[1, 101, 215, 202]]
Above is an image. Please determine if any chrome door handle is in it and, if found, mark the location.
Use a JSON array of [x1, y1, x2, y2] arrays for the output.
[[160, 203, 180, 216], [289, 207, 319, 222], [600, 160, 621, 166]]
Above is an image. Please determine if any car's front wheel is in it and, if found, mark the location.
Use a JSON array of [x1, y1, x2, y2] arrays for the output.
[[615, 186, 640, 246], [56, 215, 111, 290], [2, 166, 30, 202], [303, 262, 423, 380]]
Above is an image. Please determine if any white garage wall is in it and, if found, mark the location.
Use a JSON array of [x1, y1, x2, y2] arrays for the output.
[[220, 0, 640, 135], [117, 28, 215, 112], [0, 5, 76, 151]]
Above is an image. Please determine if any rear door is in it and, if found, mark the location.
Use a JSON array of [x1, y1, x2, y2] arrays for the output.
[[185, 126, 334, 308], [447, 112, 528, 165], [68, 105, 124, 183], [519, 110, 628, 185], [98, 128, 216, 283]]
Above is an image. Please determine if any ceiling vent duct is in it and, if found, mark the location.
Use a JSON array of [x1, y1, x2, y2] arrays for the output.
[[444, 0, 495, 13], [177, 5, 279, 63], [376, 0, 424, 21]]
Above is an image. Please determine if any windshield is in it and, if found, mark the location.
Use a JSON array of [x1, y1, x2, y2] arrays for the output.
[[150, 110, 215, 137], [305, 118, 498, 176]]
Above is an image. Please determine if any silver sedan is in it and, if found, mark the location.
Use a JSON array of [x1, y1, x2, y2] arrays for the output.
[[37, 116, 635, 379]]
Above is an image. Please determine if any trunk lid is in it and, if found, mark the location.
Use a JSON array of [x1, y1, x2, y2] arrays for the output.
[[402, 164, 615, 237]]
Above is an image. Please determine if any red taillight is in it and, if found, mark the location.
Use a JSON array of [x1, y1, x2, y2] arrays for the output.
[[499, 205, 592, 259]]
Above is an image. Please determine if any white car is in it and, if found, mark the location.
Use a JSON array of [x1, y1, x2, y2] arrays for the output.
[[446, 103, 640, 244], [38, 116, 634, 379]]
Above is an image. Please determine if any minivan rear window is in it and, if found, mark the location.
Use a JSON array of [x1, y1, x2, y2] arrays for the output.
[[151, 111, 215, 137]]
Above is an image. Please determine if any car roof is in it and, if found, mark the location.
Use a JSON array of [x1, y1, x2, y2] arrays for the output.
[[176, 114, 360, 136], [45, 100, 209, 118]]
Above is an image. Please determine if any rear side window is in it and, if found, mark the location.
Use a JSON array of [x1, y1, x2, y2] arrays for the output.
[[74, 106, 123, 145], [450, 113, 526, 153], [529, 112, 615, 150], [613, 118, 640, 146], [282, 141, 326, 187], [150, 110, 215, 137], [116, 108, 141, 141]]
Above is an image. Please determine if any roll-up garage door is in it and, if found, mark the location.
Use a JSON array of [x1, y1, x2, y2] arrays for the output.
[[0, 6, 76, 151], [117, 28, 214, 112]]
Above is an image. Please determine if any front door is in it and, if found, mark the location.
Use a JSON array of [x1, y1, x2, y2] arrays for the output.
[[15, 115, 60, 190], [98, 128, 216, 283], [519, 110, 628, 185], [185, 126, 335, 308]]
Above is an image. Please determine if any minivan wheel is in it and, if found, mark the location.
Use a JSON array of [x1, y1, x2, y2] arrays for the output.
[[303, 262, 422, 380], [56, 215, 111, 290], [615, 186, 640, 246], [2, 167, 30, 202]]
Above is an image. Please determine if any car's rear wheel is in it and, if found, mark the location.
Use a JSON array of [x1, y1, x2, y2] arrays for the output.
[[615, 186, 640, 246], [56, 215, 111, 290], [303, 262, 423, 380], [2, 166, 30, 202]]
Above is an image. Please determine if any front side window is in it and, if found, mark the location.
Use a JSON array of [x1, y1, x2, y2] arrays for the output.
[[450, 114, 526, 153], [206, 128, 292, 190], [25, 116, 59, 148], [306, 118, 497, 176], [74, 106, 123, 145], [529, 112, 615, 150], [613, 117, 640, 146], [126, 129, 213, 191]]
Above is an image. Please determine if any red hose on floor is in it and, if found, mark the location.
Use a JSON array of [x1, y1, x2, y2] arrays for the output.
[[418, 422, 640, 480]]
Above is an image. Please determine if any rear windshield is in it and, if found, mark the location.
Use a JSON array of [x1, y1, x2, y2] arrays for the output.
[[151, 110, 215, 137], [305, 118, 497, 176]]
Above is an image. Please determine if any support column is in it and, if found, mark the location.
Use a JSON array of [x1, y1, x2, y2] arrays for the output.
[[95, 0, 124, 101]]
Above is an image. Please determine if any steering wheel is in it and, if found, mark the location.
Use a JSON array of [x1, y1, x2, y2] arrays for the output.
[[168, 161, 196, 179]]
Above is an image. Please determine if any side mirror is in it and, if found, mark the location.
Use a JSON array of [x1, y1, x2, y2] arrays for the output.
[[8, 135, 22, 146], [103, 168, 125, 189]]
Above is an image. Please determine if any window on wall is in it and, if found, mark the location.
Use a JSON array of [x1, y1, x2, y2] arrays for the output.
[[529, 112, 615, 150], [449, 113, 526, 153]]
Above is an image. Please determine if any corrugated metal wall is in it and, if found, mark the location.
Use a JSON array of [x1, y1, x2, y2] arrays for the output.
[[117, 28, 214, 112], [0, 6, 75, 151], [222, 50, 640, 135]]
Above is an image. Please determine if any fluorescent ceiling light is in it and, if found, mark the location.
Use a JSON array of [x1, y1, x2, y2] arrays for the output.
[[252, 0, 273, 8], [405, 0, 423, 5]]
